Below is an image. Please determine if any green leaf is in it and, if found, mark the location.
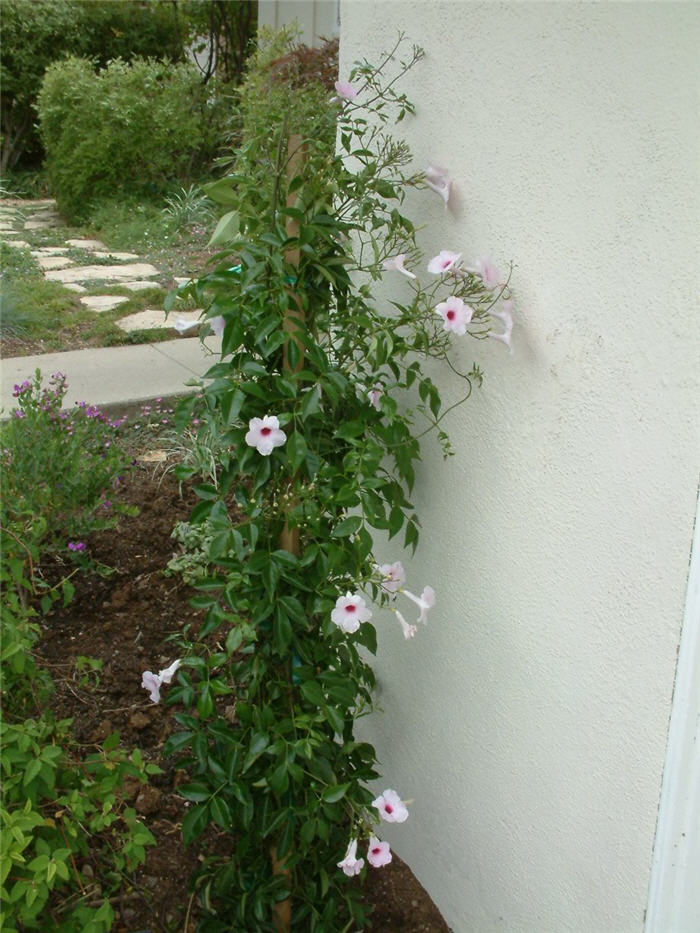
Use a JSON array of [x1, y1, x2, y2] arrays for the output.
[[208, 210, 240, 246], [331, 515, 362, 538], [322, 782, 350, 803], [181, 803, 210, 846], [273, 610, 292, 655], [286, 432, 308, 473], [300, 384, 321, 420], [202, 178, 239, 205], [210, 797, 232, 830], [300, 681, 324, 706], [179, 783, 211, 803]]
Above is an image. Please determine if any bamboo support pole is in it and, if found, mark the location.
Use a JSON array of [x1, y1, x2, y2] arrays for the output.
[[271, 132, 306, 933]]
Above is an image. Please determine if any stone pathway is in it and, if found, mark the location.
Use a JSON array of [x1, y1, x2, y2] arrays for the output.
[[0, 198, 201, 337]]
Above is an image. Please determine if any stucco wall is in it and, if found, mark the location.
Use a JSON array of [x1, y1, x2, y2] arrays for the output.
[[258, 0, 339, 45], [339, 3, 700, 931]]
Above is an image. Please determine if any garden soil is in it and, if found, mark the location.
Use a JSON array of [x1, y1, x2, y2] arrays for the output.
[[37, 463, 450, 933]]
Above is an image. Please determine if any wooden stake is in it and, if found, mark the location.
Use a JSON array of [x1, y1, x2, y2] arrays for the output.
[[271, 132, 306, 933]]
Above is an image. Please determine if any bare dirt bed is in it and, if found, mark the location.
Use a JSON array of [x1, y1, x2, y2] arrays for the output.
[[37, 464, 450, 932]]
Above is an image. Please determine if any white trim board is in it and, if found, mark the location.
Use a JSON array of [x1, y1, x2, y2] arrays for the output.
[[645, 481, 700, 933]]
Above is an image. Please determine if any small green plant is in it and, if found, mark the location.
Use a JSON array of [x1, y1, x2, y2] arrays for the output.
[[73, 655, 103, 689], [163, 184, 215, 230], [0, 370, 134, 559], [0, 530, 157, 933]]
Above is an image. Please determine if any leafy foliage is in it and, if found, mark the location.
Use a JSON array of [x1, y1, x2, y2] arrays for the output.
[[36, 56, 224, 221], [0, 0, 187, 173], [0, 370, 133, 561], [161, 31, 513, 930], [0, 382, 157, 932]]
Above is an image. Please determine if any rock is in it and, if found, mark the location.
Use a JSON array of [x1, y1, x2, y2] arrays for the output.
[[92, 250, 141, 261], [64, 282, 87, 293], [36, 255, 74, 271], [134, 785, 162, 815], [45, 262, 160, 284], [121, 280, 162, 291], [117, 308, 202, 333], [31, 246, 69, 255], [89, 719, 113, 742], [1, 238, 30, 248], [65, 238, 108, 250], [129, 711, 151, 730], [79, 295, 130, 313]]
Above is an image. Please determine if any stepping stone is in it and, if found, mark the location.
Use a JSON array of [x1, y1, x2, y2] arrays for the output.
[[65, 238, 108, 250], [117, 308, 202, 334], [80, 295, 130, 313], [173, 277, 192, 287], [45, 263, 160, 284], [1, 238, 30, 248], [36, 255, 74, 271], [0, 223, 15, 231], [92, 250, 141, 261], [32, 246, 69, 255], [64, 283, 87, 293], [121, 280, 162, 292], [24, 218, 58, 230]]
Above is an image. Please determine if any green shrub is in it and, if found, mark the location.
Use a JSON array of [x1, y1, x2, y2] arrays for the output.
[[37, 56, 223, 221], [0, 0, 188, 173], [0, 370, 134, 558]]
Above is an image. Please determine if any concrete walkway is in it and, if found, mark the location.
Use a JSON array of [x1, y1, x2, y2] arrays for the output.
[[1, 336, 222, 413]]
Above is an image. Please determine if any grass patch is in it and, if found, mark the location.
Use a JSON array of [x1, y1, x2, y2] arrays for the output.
[[0, 187, 215, 356]]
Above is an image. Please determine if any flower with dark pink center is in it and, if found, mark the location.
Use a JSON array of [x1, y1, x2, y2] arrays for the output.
[[367, 836, 392, 868], [427, 250, 461, 275], [435, 296, 472, 336], [372, 788, 409, 823], [244, 415, 287, 456], [331, 592, 372, 634]]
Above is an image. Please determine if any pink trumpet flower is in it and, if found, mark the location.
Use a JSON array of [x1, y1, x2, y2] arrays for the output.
[[141, 659, 182, 704], [367, 836, 392, 868], [368, 385, 383, 410], [427, 250, 461, 275], [331, 592, 372, 634], [394, 608, 417, 640], [383, 254, 417, 280], [435, 296, 472, 336], [373, 789, 409, 823], [402, 586, 436, 624], [473, 256, 501, 290], [379, 561, 405, 593], [244, 415, 287, 456], [334, 80, 358, 101], [489, 300, 514, 351], [337, 838, 364, 876], [425, 163, 452, 207]]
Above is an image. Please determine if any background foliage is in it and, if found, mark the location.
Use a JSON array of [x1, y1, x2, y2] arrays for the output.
[[36, 56, 223, 221], [0, 0, 186, 173]]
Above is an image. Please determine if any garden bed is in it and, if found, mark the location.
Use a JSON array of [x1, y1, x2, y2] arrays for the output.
[[36, 460, 450, 932]]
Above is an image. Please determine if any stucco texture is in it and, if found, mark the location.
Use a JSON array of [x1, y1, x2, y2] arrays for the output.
[[339, 2, 699, 931]]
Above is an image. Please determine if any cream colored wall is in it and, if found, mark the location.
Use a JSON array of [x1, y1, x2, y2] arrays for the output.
[[258, 0, 338, 45], [340, 2, 700, 931]]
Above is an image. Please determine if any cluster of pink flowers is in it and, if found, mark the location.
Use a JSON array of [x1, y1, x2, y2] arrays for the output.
[[337, 789, 409, 876], [377, 560, 436, 639]]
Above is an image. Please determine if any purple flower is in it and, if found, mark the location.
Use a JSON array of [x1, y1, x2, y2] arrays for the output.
[[67, 541, 86, 552]]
